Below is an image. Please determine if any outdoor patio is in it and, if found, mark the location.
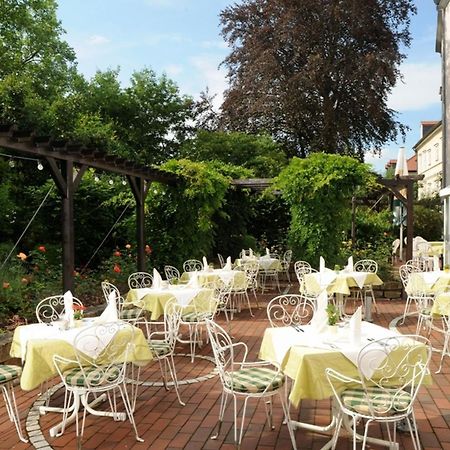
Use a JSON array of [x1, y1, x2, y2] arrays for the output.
[[2, 279, 450, 450]]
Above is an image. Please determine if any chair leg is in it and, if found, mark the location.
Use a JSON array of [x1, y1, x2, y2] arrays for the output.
[[118, 384, 144, 442], [408, 411, 421, 450], [278, 391, 297, 450], [401, 297, 413, 324], [236, 395, 250, 446], [437, 331, 450, 373], [1, 382, 28, 443], [167, 354, 185, 406], [263, 398, 274, 429], [245, 292, 254, 317], [211, 391, 229, 440]]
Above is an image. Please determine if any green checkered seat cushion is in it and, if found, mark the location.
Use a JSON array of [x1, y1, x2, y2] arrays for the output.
[[149, 340, 171, 357], [224, 367, 284, 394], [0, 365, 22, 384], [120, 307, 141, 320], [63, 366, 121, 387], [341, 387, 412, 416], [181, 311, 203, 323]]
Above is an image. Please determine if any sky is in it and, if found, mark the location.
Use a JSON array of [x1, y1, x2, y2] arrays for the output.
[[56, 0, 442, 174]]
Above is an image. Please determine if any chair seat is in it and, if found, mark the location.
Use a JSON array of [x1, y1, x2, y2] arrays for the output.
[[63, 366, 121, 387], [149, 340, 171, 357], [181, 312, 204, 323], [0, 365, 22, 384], [225, 367, 284, 394], [341, 387, 412, 416], [120, 307, 141, 320]]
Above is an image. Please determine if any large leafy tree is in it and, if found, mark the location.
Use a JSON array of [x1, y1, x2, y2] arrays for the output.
[[220, 0, 415, 158]]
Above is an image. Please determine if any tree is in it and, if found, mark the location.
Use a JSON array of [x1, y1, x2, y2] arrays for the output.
[[220, 0, 415, 158]]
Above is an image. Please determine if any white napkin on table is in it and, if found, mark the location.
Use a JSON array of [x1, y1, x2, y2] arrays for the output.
[[349, 306, 362, 346], [351, 272, 368, 289], [434, 255, 440, 271], [153, 268, 163, 288], [345, 256, 354, 272], [310, 290, 329, 333], [266, 248, 270, 256], [63, 290, 74, 324], [202, 256, 208, 270], [224, 256, 232, 270], [249, 248, 254, 257], [188, 271, 199, 288], [97, 291, 119, 323], [319, 256, 325, 273]]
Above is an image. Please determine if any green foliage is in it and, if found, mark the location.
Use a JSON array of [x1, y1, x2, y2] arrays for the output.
[[181, 130, 287, 177], [414, 205, 443, 241], [275, 153, 371, 266], [326, 303, 339, 326]]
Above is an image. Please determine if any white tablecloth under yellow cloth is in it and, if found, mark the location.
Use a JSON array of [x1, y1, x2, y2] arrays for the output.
[[235, 257, 282, 271], [126, 286, 214, 320], [10, 322, 152, 391], [180, 269, 246, 288], [304, 271, 383, 295], [259, 324, 430, 408]]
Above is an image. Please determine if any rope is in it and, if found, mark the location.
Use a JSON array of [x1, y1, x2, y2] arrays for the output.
[[80, 203, 132, 273], [0, 185, 54, 270]]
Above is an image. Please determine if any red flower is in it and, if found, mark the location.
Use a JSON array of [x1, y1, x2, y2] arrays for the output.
[[2, 282, 10, 289], [114, 250, 121, 257], [72, 304, 86, 311], [113, 264, 121, 273], [145, 245, 152, 254], [38, 245, 46, 253]]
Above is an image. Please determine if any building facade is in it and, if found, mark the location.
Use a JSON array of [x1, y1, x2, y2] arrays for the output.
[[414, 120, 443, 199]]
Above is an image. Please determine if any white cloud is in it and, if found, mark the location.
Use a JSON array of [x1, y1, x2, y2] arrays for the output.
[[200, 40, 228, 50], [190, 55, 228, 110], [87, 34, 110, 46], [388, 61, 441, 111], [142, 33, 188, 46], [164, 64, 183, 76]]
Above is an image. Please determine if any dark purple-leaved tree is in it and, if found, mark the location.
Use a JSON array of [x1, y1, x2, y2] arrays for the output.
[[220, 0, 416, 159]]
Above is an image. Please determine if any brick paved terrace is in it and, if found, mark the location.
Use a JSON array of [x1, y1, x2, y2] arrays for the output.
[[1, 281, 450, 450]]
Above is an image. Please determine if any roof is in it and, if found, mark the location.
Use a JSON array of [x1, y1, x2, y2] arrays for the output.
[[413, 120, 442, 150], [385, 155, 417, 173]]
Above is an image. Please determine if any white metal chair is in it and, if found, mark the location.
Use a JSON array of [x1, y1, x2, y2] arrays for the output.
[[205, 319, 297, 449], [229, 269, 254, 318], [183, 259, 203, 272], [242, 260, 260, 304], [267, 294, 316, 328], [280, 250, 293, 283], [326, 335, 431, 450], [0, 365, 28, 442], [147, 300, 185, 405], [127, 271, 153, 289], [399, 264, 434, 325], [36, 295, 83, 323], [101, 281, 143, 325], [53, 321, 142, 442], [259, 256, 281, 294], [164, 265, 181, 284], [294, 260, 311, 287], [354, 259, 379, 314]]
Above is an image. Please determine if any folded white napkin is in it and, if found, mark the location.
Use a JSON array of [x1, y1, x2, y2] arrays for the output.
[[310, 290, 329, 333], [249, 248, 254, 257], [63, 290, 74, 324], [97, 291, 119, 323], [351, 272, 368, 289], [319, 256, 325, 273], [188, 271, 199, 288], [202, 256, 208, 270], [349, 306, 362, 346], [434, 255, 440, 271], [345, 256, 354, 272], [153, 268, 163, 288], [266, 248, 270, 256], [317, 270, 336, 289], [224, 256, 232, 270]]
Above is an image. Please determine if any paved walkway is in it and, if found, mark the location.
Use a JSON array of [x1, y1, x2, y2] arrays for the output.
[[1, 286, 450, 449]]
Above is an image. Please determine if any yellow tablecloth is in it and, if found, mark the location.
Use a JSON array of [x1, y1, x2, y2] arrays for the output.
[[235, 257, 282, 271], [10, 323, 152, 391], [428, 242, 444, 257], [180, 269, 246, 288], [126, 286, 214, 320], [259, 325, 430, 408], [431, 293, 450, 316], [304, 272, 383, 296], [406, 271, 450, 295]]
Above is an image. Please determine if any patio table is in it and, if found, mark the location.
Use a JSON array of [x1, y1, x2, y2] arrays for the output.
[[235, 256, 282, 271], [126, 285, 214, 320], [180, 268, 246, 288], [406, 270, 450, 294]]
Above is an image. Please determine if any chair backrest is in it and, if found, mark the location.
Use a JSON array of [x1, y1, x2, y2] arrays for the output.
[[356, 335, 431, 417], [159, 299, 182, 352], [240, 249, 251, 259], [267, 294, 316, 327], [36, 295, 83, 323], [164, 265, 180, 283], [354, 259, 378, 273], [294, 260, 312, 284], [405, 258, 427, 273], [243, 260, 259, 282], [283, 250, 293, 264], [217, 253, 225, 268], [205, 319, 241, 389], [101, 281, 125, 313], [128, 272, 153, 289], [183, 259, 203, 272], [399, 264, 414, 289], [72, 321, 134, 388], [392, 238, 400, 255]]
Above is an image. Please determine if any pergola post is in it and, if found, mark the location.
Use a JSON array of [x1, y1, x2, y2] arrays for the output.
[[406, 180, 414, 261]]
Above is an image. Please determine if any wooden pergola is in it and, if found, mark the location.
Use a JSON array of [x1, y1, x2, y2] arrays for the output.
[[0, 124, 177, 292]]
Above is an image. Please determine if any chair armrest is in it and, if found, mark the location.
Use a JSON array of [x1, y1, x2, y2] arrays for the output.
[[325, 367, 361, 385], [148, 331, 166, 341]]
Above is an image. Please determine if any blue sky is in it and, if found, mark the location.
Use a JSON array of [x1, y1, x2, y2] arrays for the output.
[[56, 0, 441, 173]]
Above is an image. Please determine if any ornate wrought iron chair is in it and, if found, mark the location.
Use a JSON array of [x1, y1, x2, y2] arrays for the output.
[[36, 295, 83, 323], [266, 294, 316, 328], [183, 259, 203, 272], [127, 271, 153, 289]]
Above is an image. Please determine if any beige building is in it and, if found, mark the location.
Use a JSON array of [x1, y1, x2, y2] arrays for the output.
[[413, 120, 443, 199]]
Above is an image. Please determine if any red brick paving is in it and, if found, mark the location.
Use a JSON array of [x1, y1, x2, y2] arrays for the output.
[[1, 284, 450, 449]]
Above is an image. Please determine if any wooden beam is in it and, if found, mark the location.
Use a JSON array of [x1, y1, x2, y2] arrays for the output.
[[61, 160, 75, 293]]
